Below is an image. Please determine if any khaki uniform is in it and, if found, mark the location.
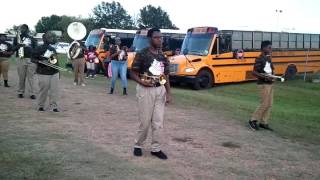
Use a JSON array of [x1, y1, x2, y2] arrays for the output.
[[131, 47, 170, 152]]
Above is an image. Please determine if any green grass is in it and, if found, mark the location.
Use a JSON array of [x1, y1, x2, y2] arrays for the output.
[[171, 79, 320, 144]]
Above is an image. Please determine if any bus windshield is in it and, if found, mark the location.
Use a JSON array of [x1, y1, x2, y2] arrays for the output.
[[85, 34, 101, 48], [181, 33, 213, 56], [131, 35, 149, 52]]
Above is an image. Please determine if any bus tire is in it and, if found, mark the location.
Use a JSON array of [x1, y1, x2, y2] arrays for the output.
[[192, 70, 213, 90], [285, 65, 297, 80]]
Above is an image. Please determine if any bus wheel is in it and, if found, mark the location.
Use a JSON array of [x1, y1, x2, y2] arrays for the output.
[[192, 70, 213, 90], [285, 65, 297, 80]]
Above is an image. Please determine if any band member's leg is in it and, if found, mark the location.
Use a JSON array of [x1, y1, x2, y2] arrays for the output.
[[111, 61, 119, 89], [261, 85, 273, 124], [38, 75, 50, 109], [134, 84, 155, 148], [49, 73, 59, 109], [251, 85, 269, 121], [17, 59, 28, 94], [119, 61, 128, 88], [73, 59, 80, 84], [86, 62, 90, 77], [26, 61, 37, 96], [0, 61, 2, 80], [1, 60, 9, 80], [78, 58, 85, 84], [151, 86, 166, 152]]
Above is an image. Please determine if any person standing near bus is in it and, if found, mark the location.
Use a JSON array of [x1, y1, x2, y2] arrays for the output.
[[109, 37, 128, 95], [249, 41, 274, 131], [130, 28, 172, 160]]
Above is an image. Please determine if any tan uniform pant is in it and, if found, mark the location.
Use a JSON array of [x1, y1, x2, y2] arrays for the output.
[[38, 73, 59, 109], [0, 59, 9, 80], [251, 84, 273, 124], [134, 84, 166, 152], [72, 58, 85, 85], [17, 58, 37, 95]]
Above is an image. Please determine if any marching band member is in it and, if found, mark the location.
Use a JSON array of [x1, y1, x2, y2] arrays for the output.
[[31, 32, 60, 112], [0, 33, 14, 87], [249, 41, 274, 131], [13, 24, 37, 99], [69, 41, 86, 86], [130, 28, 172, 160]]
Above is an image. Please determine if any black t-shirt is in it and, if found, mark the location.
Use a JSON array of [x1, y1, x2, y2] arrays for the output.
[[253, 54, 274, 84], [13, 34, 37, 58], [131, 47, 170, 76], [32, 44, 59, 75], [0, 41, 13, 58]]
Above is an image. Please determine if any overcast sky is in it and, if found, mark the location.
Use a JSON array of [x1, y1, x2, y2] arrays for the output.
[[1, 0, 320, 33]]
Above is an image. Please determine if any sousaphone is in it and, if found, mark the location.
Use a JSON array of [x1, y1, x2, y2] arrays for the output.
[[67, 22, 87, 60]]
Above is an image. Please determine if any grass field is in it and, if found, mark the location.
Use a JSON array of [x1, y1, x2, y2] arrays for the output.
[[172, 79, 320, 144], [58, 54, 320, 144], [1, 55, 319, 179]]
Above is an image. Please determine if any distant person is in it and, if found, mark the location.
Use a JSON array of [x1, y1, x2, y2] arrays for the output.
[[249, 41, 274, 131], [174, 48, 181, 55], [68, 41, 86, 86], [86, 45, 98, 79], [109, 37, 128, 95], [13, 24, 37, 99], [0, 33, 14, 87]]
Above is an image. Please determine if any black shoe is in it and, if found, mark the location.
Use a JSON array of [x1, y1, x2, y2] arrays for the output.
[[133, 148, 142, 156], [38, 107, 45, 111], [249, 120, 259, 130], [18, 94, 24, 98], [259, 123, 273, 131], [123, 88, 127, 95], [109, 88, 114, 94], [151, 151, 168, 160], [4, 80, 10, 87], [53, 108, 59, 112], [30, 95, 36, 100]]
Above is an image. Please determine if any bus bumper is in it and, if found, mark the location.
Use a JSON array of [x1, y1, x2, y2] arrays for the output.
[[169, 75, 196, 84]]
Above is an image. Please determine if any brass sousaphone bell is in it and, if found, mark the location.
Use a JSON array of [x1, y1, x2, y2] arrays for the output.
[[67, 22, 87, 60]]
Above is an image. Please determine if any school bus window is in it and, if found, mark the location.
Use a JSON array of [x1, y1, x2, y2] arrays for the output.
[[219, 35, 232, 53], [181, 33, 213, 56]]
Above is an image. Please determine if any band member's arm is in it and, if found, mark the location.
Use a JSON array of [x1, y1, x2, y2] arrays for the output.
[[5, 43, 14, 56], [164, 61, 172, 104], [12, 37, 23, 51], [31, 46, 45, 63]]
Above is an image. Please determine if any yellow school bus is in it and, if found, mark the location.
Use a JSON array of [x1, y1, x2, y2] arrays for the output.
[[127, 29, 185, 69], [169, 27, 320, 89]]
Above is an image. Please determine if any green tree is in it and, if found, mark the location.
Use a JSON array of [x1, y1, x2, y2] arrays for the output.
[[35, 15, 62, 33], [138, 5, 178, 29], [92, 1, 134, 29]]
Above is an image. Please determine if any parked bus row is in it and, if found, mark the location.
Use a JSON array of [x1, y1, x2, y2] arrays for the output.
[[83, 26, 320, 89]]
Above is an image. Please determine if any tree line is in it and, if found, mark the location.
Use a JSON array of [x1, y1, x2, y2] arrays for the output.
[[6, 1, 178, 42]]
